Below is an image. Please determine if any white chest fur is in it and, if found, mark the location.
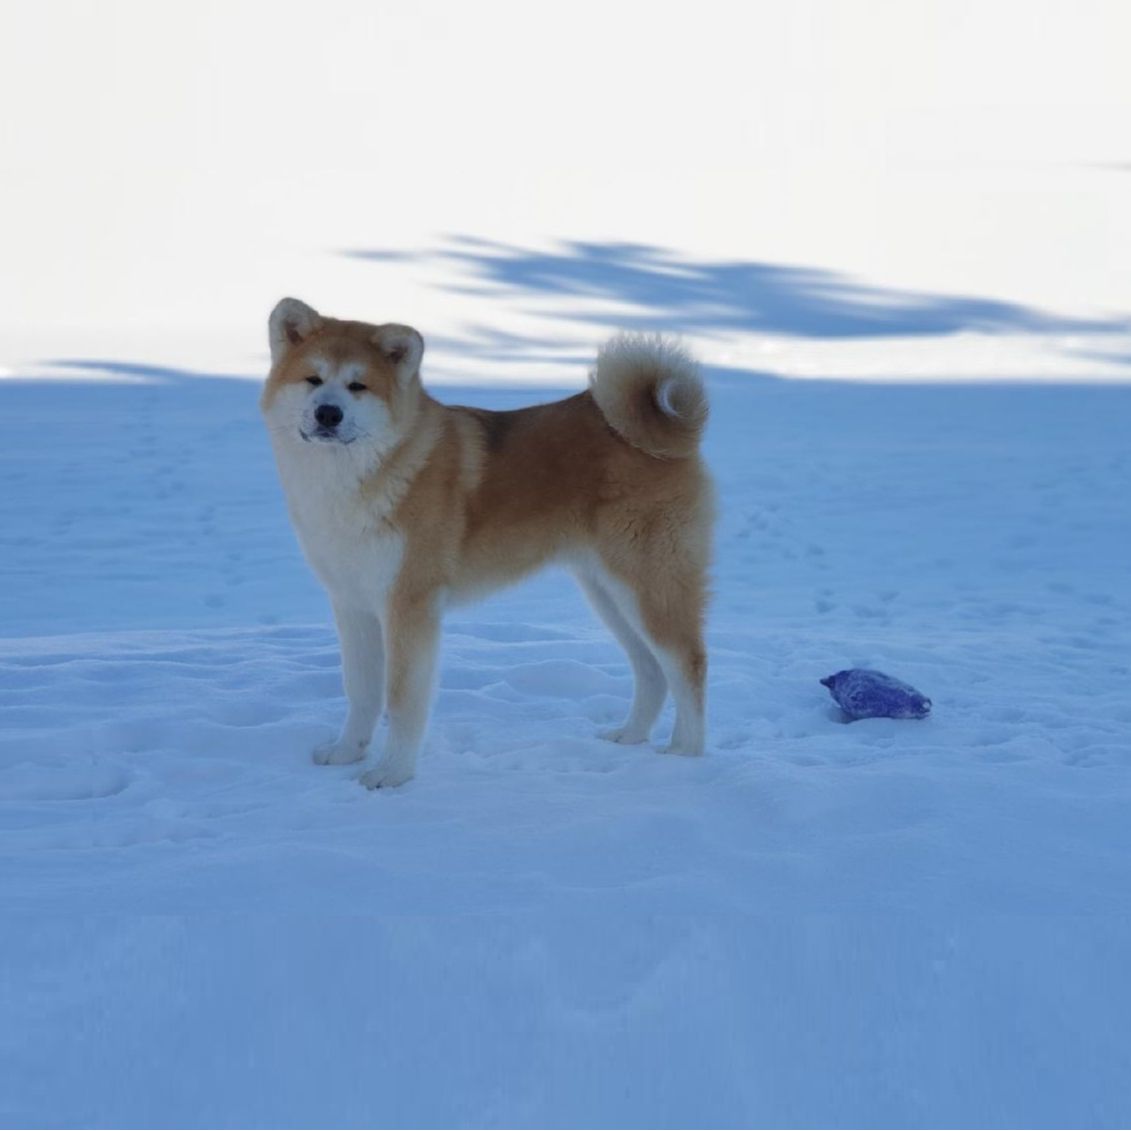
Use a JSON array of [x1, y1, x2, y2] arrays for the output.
[[273, 440, 404, 613]]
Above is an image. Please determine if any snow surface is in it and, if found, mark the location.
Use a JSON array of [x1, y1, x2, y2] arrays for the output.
[[3, 352, 1130, 1127], [4, 2, 1131, 1127]]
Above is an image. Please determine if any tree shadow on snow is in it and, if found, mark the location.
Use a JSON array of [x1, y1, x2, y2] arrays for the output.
[[346, 235, 1127, 342]]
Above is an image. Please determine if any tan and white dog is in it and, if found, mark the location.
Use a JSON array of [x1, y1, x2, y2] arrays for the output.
[[261, 299, 713, 787]]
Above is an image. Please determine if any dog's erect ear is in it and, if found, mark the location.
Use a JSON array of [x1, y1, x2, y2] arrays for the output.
[[268, 298, 323, 364], [373, 324, 424, 379]]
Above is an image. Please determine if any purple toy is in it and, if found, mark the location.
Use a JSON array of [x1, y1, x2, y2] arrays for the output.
[[821, 669, 931, 720]]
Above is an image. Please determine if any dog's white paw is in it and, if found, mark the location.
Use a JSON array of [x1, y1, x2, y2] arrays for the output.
[[598, 725, 650, 745], [660, 741, 705, 757], [359, 759, 415, 790], [313, 738, 367, 766]]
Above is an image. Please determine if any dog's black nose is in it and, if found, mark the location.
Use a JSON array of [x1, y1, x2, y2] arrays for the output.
[[314, 404, 343, 428]]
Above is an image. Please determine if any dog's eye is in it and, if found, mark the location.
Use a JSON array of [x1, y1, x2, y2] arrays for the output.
[[305, 376, 322, 387], [347, 382, 367, 393]]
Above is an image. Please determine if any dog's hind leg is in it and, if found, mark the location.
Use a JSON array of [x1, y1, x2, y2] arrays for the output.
[[575, 572, 667, 744], [652, 636, 707, 756], [639, 613, 707, 757], [597, 562, 708, 757], [314, 604, 385, 765]]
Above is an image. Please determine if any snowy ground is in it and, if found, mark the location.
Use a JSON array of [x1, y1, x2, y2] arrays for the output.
[[3, 319, 1131, 1126], [4, 2, 1131, 1127]]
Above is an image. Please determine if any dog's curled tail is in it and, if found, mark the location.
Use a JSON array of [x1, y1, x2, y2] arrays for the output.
[[589, 334, 708, 460]]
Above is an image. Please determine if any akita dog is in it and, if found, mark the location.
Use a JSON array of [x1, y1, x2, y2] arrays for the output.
[[261, 299, 713, 787]]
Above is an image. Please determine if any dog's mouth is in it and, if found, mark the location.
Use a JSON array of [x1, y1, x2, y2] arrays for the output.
[[299, 427, 355, 446]]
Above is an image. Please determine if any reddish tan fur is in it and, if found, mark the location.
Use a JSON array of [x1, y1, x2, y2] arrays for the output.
[[262, 303, 714, 786]]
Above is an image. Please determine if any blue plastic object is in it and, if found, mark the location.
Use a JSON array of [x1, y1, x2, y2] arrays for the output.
[[820, 669, 932, 720]]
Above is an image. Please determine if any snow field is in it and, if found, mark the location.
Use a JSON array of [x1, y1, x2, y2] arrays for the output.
[[2, 357, 1130, 1124]]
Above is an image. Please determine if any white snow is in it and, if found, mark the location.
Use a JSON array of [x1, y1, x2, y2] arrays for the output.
[[3, 356, 1130, 1127], [3, 1, 1131, 1127]]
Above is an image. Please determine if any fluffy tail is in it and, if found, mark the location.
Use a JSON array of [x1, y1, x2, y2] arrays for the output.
[[589, 334, 708, 459]]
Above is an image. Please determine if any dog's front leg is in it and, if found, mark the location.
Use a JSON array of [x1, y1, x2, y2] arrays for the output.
[[314, 604, 385, 765], [359, 591, 440, 789]]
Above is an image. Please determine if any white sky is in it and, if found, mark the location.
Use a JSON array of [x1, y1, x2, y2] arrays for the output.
[[1, 0, 1128, 372]]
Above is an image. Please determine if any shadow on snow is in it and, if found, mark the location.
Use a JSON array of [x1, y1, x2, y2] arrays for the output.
[[346, 236, 1126, 340]]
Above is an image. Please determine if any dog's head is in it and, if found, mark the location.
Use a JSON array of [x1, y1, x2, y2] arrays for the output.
[[260, 298, 424, 457]]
